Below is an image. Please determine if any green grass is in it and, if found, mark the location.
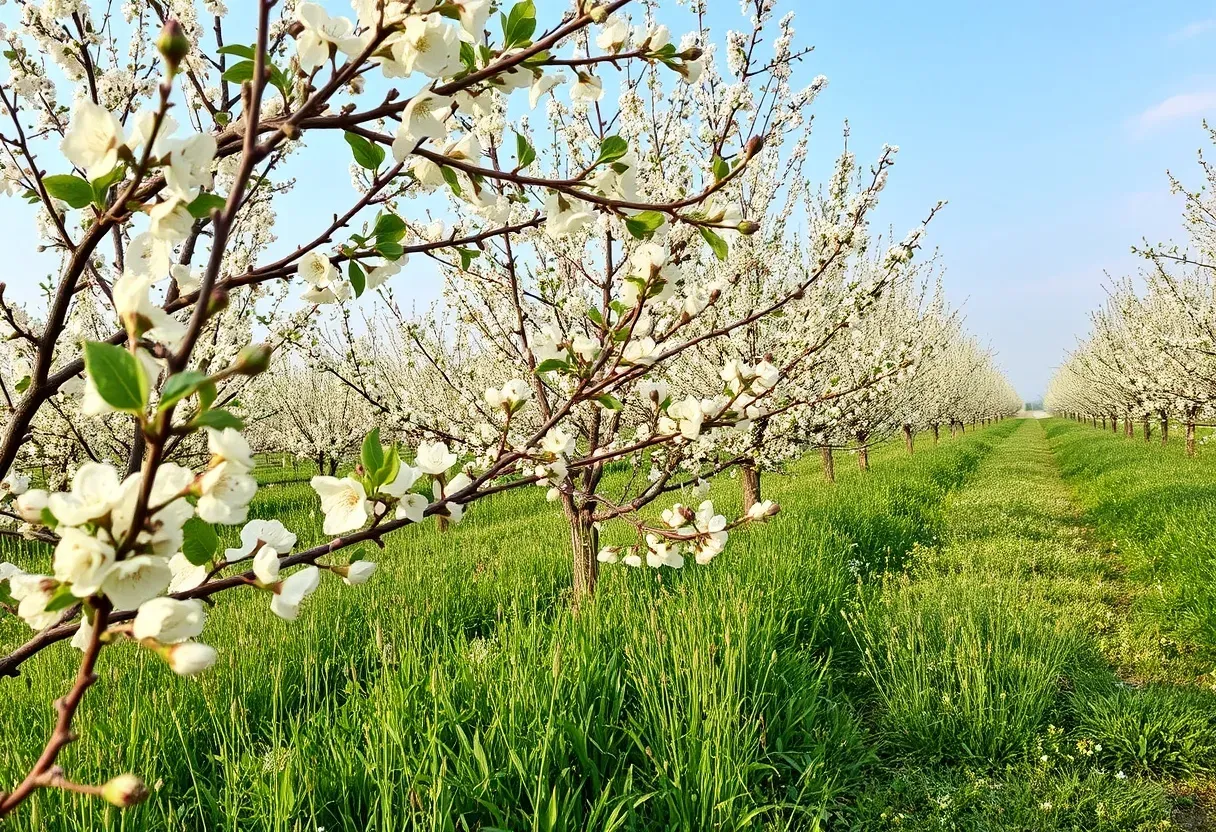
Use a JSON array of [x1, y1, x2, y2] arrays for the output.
[[1045, 417, 1216, 683], [1, 419, 1214, 829]]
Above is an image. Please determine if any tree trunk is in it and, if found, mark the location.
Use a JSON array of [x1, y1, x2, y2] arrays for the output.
[[821, 445, 835, 483], [1143, 416, 1150, 442], [1161, 414, 1169, 445], [902, 424, 914, 455], [740, 460, 760, 513], [950, 421, 958, 438], [1186, 421, 1197, 458], [327, 457, 339, 476], [565, 501, 599, 599], [932, 423, 940, 444], [1102, 416, 1107, 429], [1124, 415, 1133, 438], [856, 432, 869, 471]]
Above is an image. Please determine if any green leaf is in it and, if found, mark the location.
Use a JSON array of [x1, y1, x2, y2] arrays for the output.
[[712, 155, 730, 182], [44, 584, 78, 613], [625, 210, 665, 240], [595, 394, 623, 410], [181, 517, 220, 566], [344, 131, 385, 171], [594, 135, 629, 167], [459, 41, 477, 72], [503, 0, 537, 47], [376, 240, 404, 260], [13, 375, 30, 394], [535, 358, 568, 374], [457, 247, 480, 270], [267, 64, 292, 101], [217, 43, 256, 59], [0, 579, 15, 611], [514, 131, 536, 169], [40, 507, 59, 529], [440, 165, 462, 197], [373, 213, 406, 242], [221, 60, 255, 85], [348, 545, 369, 564], [191, 408, 244, 430], [198, 379, 217, 412], [361, 428, 385, 485], [43, 174, 95, 209], [158, 370, 209, 412], [348, 260, 366, 298], [83, 341, 147, 413], [699, 226, 729, 261], [91, 165, 126, 204], [375, 445, 401, 491], [187, 192, 226, 218], [586, 307, 604, 327]]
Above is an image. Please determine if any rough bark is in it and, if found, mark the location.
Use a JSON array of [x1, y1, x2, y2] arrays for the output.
[[1186, 421, 1197, 458], [821, 445, 835, 483], [932, 423, 940, 444], [740, 461, 761, 513], [902, 424, 914, 455], [1161, 414, 1169, 445], [1143, 416, 1151, 442], [566, 502, 599, 599], [856, 432, 870, 471]]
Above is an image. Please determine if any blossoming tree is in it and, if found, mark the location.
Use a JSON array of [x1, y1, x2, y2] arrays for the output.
[[292, 4, 939, 587], [0, 0, 939, 816]]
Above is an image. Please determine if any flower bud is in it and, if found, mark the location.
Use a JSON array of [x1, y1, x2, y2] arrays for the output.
[[157, 19, 190, 76], [334, 560, 377, 585], [745, 135, 765, 157], [15, 489, 49, 524], [206, 288, 229, 317], [101, 773, 149, 808], [164, 641, 217, 675], [736, 220, 761, 236], [681, 47, 704, 61], [234, 343, 273, 376]]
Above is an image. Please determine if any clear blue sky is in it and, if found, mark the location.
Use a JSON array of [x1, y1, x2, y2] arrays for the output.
[[771, 0, 1215, 400], [3, 1, 1213, 400]]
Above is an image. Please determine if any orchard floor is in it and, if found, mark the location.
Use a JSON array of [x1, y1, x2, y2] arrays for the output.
[[4, 419, 1216, 830]]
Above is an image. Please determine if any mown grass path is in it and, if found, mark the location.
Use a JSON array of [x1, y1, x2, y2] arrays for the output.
[[850, 418, 1216, 829]]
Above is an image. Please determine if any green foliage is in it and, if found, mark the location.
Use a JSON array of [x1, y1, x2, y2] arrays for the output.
[[1074, 683, 1216, 775], [501, 0, 537, 48], [42, 174, 95, 209], [181, 517, 220, 566], [82, 341, 148, 413], [0, 421, 1205, 830], [344, 131, 385, 171], [625, 210, 665, 240]]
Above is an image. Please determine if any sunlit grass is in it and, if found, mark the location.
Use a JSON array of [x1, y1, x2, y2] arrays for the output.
[[2, 420, 1212, 829]]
